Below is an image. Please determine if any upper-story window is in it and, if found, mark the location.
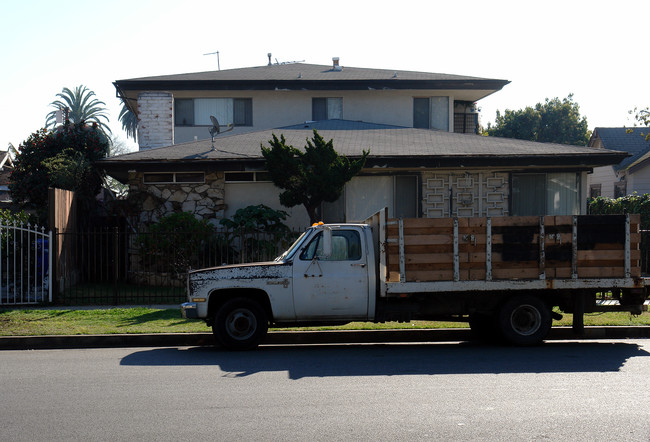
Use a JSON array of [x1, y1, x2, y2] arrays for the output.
[[413, 97, 449, 131], [175, 98, 252, 127], [312, 97, 342, 120]]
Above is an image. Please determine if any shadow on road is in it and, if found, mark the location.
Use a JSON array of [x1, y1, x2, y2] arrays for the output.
[[120, 341, 650, 379]]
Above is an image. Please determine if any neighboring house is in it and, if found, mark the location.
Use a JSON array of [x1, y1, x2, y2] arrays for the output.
[[587, 127, 650, 198], [0, 151, 14, 208], [113, 57, 510, 149], [100, 120, 626, 229]]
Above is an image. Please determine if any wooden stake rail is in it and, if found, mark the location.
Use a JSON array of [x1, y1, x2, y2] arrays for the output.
[[385, 214, 640, 283]]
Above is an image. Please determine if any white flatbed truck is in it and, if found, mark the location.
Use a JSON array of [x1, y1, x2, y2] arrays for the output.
[[181, 209, 648, 349]]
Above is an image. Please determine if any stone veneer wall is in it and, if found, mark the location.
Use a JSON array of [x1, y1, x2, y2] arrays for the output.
[[137, 92, 174, 150], [127, 171, 226, 226], [421, 171, 509, 218]]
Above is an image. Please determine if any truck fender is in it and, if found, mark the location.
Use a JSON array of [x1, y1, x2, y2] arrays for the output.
[[207, 288, 273, 326]]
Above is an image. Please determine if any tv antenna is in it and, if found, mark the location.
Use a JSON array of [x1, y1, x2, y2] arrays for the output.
[[209, 115, 233, 149], [203, 50, 221, 70]]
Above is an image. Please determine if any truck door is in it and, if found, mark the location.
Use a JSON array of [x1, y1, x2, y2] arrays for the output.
[[292, 228, 369, 319]]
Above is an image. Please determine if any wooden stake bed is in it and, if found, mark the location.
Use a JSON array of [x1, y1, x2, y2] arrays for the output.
[[383, 214, 641, 285]]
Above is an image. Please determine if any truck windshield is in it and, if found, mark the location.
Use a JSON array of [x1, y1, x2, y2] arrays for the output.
[[274, 229, 312, 262]]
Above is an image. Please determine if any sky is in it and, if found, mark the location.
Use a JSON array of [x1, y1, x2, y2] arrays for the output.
[[1, 0, 649, 152]]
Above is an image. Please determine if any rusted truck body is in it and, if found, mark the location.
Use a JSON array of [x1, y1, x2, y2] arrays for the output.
[[182, 209, 648, 349]]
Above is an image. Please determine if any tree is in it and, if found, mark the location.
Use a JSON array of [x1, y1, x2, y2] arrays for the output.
[[486, 94, 590, 146], [261, 130, 369, 224], [45, 85, 112, 138], [10, 122, 110, 224], [627, 107, 650, 141], [118, 102, 138, 142]]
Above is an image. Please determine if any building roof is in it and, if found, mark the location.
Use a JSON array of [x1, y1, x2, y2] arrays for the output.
[[114, 62, 510, 107], [117, 62, 506, 84], [100, 120, 628, 182], [589, 127, 650, 171]]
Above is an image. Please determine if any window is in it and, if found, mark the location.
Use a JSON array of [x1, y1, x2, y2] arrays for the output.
[[454, 113, 478, 134], [511, 172, 580, 216], [589, 184, 602, 199], [413, 97, 449, 131], [143, 172, 205, 184], [614, 181, 627, 198], [312, 97, 342, 120], [174, 98, 252, 126], [224, 171, 271, 182], [322, 175, 418, 223], [300, 230, 362, 261]]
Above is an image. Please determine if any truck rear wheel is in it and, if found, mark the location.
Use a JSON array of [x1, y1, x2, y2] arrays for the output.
[[213, 298, 268, 350], [497, 295, 551, 346]]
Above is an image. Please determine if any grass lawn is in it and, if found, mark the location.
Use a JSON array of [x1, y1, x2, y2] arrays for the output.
[[0, 307, 648, 336]]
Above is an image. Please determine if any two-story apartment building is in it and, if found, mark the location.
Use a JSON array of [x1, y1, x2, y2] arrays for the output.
[[114, 57, 508, 148], [106, 59, 627, 229]]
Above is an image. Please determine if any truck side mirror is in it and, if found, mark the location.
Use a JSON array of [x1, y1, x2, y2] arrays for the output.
[[321, 227, 332, 259]]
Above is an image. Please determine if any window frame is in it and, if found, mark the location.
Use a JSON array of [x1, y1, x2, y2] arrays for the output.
[[143, 172, 205, 184], [321, 174, 419, 223], [510, 172, 582, 216], [413, 96, 450, 131], [174, 98, 253, 127], [589, 183, 602, 199], [299, 230, 363, 262], [224, 171, 271, 183], [312, 97, 343, 121]]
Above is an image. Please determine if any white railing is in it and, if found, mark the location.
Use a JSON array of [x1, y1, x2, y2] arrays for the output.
[[0, 223, 52, 305]]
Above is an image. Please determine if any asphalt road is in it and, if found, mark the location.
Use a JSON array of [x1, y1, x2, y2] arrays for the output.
[[1, 339, 649, 441]]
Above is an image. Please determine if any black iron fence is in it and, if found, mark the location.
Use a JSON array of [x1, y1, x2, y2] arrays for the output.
[[40, 227, 650, 306], [53, 227, 302, 305]]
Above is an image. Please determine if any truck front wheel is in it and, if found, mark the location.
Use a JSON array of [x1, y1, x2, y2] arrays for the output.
[[213, 298, 268, 350], [497, 295, 551, 346]]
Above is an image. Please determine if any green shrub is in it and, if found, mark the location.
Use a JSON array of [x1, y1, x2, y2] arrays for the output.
[[137, 212, 217, 274], [0, 209, 32, 227], [588, 193, 650, 229], [219, 205, 294, 262]]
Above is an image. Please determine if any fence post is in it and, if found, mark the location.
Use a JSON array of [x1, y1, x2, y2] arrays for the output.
[[51, 227, 59, 302], [113, 227, 119, 305]]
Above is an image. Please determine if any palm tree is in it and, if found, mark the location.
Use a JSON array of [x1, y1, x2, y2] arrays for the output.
[[45, 85, 112, 137], [118, 102, 138, 142]]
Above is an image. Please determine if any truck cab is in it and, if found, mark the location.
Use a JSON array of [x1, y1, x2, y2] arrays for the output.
[[182, 223, 375, 349]]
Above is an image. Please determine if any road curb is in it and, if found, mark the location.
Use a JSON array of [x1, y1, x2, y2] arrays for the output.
[[0, 326, 649, 350]]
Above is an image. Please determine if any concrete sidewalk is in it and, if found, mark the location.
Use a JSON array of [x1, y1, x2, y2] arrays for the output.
[[1, 326, 649, 350]]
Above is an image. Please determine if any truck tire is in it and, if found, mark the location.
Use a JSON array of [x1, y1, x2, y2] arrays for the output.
[[213, 298, 268, 350], [497, 295, 551, 346]]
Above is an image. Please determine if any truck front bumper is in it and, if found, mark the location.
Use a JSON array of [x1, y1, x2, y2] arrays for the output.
[[180, 302, 199, 319]]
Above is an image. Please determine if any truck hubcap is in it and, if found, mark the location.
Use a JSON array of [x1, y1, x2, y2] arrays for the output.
[[510, 304, 541, 336], [225, 308, 257, 340]]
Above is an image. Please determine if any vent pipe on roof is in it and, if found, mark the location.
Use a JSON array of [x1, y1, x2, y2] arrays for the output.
[[332, 57, 342, 71], [268, 53, 272, 66]]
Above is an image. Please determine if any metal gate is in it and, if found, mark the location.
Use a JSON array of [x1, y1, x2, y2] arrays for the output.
[[0, 223, 52, 305]]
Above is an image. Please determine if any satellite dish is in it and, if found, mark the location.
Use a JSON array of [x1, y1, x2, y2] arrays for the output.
[[209, 116, 233, 140]]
